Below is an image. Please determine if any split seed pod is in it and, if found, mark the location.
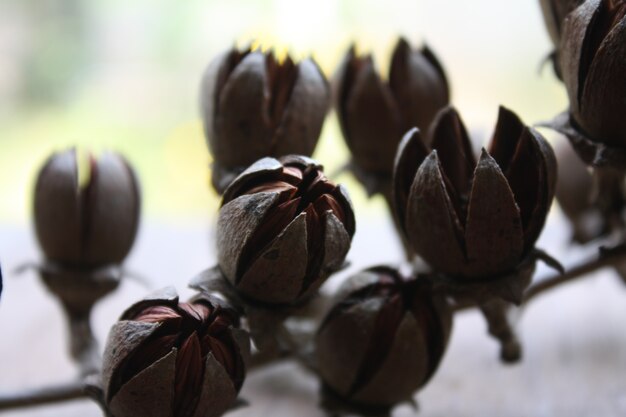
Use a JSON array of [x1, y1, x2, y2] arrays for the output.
[[217, 155, 355, 305], [540, 0, 583, 47], [316, 266, 451, 408], [34, 148, 140, 267], [201, 46, 330, 193], [334, 37, 449, 192], [560, 0, 626, 147], [539, 0, 584, 78], [393, 106, 556, 279], [102, 287, 249, 417]]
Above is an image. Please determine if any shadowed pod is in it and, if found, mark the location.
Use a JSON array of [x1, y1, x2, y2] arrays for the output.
[[558, 0, 626, 149], [316, 266, 451, 411], [333, 37, 449, 194], [216, 155, 355, 305], [34, 148, 140, 267], [201, 46, 330, 194], [393, 106, 556, 280], [102, 287, 250, 417]]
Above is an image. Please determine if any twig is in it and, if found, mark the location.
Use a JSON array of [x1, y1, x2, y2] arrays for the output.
[[524, 244, 626, 303], [0, 380, 90, 411]]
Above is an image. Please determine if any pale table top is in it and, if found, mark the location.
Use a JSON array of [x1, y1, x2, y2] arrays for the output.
[[1, 212, 625, 417]]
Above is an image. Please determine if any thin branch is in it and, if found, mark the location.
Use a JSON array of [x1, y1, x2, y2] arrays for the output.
[[452, 244, 626, 312], [523, 244, 626, 302], [0, 380, 89, 411]]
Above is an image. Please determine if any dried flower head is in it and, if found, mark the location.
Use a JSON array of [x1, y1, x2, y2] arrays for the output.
[[316, 266, 451, 408], [560, 0, 626, 147], [334, 37, 449, 191], [217, 155, 355, 305], [102, 287, 249, 417], [201, 46, 330, 193], [393, 106, 556, 280], [34, 149, 140, 267]]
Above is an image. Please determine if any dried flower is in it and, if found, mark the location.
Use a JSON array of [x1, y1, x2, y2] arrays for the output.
[[393, 106, 556, 279], [316, 266, 451, 408], [102, 287, 249, 417], [34, 149, 140, 267], [334, 37, 449, 191], [217, 155, 355, 305], [560, 0, 626, 147], [201, 46, 330, 193]]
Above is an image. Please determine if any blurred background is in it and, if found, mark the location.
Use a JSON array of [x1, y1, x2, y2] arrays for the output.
[[6, 1, 625, 417], [0, 0, 566, 222]]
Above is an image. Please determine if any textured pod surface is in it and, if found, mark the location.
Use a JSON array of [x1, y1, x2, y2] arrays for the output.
[[200, 47, 330, 193], [34, 149, 140, 266], [393, 106, 556, 280], [316, 266, 452, 407], [540, 0, 584, 45], [560, 0, 626, 147], [102, 287, 249, 417], [216, 155, 355, 305], [334, 37, 449, 181]]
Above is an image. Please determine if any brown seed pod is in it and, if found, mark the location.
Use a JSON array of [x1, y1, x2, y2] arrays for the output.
[[554, 139, 605, 243], [393, 106, 556, 280], [560, 0, 626, 148], [200, 46, 330, 193], [102, 287, 250, 417], [540, 0, 584, 46], [316, 266, 452, 408], [34, 148, 140, 267], [334, 37, 449, 193], [216, 155, 355, 305]]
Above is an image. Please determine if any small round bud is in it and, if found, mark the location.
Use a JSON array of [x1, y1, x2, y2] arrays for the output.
[[102, 287, 250, 417], [217, 155, 355, 305], [316, 266, 452, 408], [34, 149, 140, 267]]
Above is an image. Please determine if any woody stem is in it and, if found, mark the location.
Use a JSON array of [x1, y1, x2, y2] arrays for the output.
[[523, 243, 626, 303], [0, 380, 90, 411]]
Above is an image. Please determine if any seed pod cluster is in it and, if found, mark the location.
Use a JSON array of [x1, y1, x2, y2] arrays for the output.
[[217, 155, 355, 305], [201, 46, 330, 193], [316, 266, 451, 408], [393, 106, 556, 280], [102, 288, 249, 417]]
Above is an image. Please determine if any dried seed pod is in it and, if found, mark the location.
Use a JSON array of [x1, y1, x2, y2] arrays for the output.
[[540, 0, 584, 46], [334, 37, 449, 192], [539, 0, 584, 78], [560, 0, 626, 147], [201, 46, 330, 193], [102, 287, 250, 417], [217, 155, 355, 305], [393, 106, 556, 280], [34, 149, 140, 266], [316, 266, 451, 408], [555, 139, 604, 242]]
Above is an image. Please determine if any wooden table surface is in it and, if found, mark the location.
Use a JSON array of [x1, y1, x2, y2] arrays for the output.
[[1, 212, 625, 417]]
